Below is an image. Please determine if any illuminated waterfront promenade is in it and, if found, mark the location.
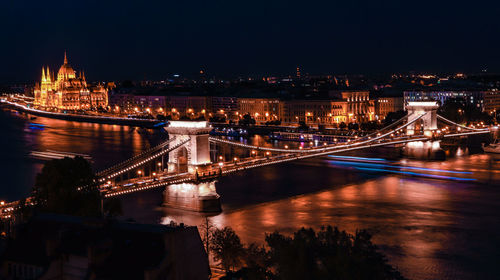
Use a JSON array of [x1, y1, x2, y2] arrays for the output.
[[0, 97, 162, 128]]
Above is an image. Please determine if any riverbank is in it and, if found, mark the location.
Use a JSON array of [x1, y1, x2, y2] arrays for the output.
[[0, 100, 163, 128]]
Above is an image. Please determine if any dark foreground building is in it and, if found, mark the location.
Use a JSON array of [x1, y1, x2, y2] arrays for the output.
[[0, 214, 210, 280]]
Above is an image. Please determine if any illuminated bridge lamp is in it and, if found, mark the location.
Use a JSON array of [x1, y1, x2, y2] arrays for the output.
[[219, 155, 223, 161], [137, 170, 142, 176]]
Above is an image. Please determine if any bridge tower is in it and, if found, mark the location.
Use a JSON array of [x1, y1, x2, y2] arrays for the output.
[[164, 120, 221, 212], [165, 121, 212, 174], [404, 101, 444, 159], [406, 101, 439, 137]]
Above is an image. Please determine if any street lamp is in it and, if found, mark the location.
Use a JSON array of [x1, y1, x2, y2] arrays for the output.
[[137, 170, 142, 176]]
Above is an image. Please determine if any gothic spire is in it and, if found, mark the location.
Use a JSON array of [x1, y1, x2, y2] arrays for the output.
[[64, 51, 68, 64], [46, 66, 51, 82], [42, 67, 46, 82]]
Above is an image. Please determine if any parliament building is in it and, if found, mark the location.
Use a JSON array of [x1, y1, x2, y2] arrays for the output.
[[34, 53, 108, 110]]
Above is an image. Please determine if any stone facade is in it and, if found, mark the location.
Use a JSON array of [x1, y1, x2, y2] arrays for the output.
[[34, 53, 108, 110]]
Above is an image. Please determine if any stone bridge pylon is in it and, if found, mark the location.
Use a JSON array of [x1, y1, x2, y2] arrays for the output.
[[404, 101, 444, 159], [164, 120, 220, 212], [406, 101, 439, 137], [165, 121, 212, 174]]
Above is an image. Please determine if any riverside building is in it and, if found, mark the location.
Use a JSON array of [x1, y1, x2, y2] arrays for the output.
[[34, 53, 108, 110]]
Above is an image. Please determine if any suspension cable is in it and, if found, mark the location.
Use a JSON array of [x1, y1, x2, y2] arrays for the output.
[[101, 137, 191, 180], [209, 113, 427, 154], [437, 115, 489, 132]]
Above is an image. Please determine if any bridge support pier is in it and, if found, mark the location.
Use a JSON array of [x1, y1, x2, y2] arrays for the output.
[[163, 180, 221, 212], [403, 140, 445, 160]]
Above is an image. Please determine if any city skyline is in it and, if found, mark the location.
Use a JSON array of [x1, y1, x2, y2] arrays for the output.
[[1, 1, 500, 82], [1, 1, 499, 279]]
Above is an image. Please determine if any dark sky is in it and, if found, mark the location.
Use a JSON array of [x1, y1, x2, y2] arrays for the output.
[[1, 0, 499, 81]]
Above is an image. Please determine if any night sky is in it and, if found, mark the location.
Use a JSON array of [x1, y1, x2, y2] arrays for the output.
[[1, 0, 499, 81]]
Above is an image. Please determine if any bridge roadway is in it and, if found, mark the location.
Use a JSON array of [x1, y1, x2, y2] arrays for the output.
[[103, 134, 433, 198]]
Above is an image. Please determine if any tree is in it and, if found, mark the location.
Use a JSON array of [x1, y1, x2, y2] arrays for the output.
[[439, 98, 494, 125], [438, 99, 464, 123], [361, 121, 380, 131], [339, 122, 347, 130], [239, 243, 271, 280], [29, 156, 121, 218], [210, 115, 227, 123], [239, 114, 256, 126], [210, 227, 245, 272], [348, 122, 359, 130], [384, 110, 407, 126], [200, 217, 216, 256], [264, 226, 406, 280], [209, 225, 406, 280]]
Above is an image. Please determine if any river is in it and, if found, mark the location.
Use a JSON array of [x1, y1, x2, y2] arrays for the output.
[[1, 108, 499, 280]]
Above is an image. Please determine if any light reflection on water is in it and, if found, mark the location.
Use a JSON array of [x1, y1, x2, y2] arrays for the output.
[[2, 108, 500, 280], [156, 171, 499, 280], [0, 109, 163, 200]]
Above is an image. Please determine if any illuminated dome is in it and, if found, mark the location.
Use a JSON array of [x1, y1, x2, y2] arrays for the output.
[[57, 52, 76, 79]]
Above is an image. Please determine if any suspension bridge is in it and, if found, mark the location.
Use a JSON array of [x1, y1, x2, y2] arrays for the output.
[[0, 101, 494, 215]]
